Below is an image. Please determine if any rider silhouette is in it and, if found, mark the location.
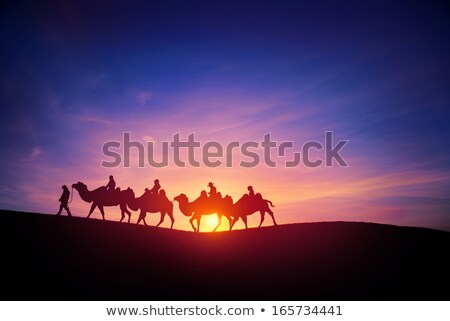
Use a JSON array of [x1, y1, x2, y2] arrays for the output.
[[56, 185, 72, 216], [248, 185, 255, 197], [106, 175, 116, 191], [149, 179, 161, 195], [207, 182, 217, 198]]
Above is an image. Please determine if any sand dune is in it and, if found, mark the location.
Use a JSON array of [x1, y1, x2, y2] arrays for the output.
[[1, 210, 449, 300]]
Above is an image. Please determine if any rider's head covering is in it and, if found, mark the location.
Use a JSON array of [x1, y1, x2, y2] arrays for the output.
[[109, 175, 113, 179], [154, 179, 159, 183], [247, 185, 253, 191], [208, 182, 214, 187], [62, 185, 68, 190]]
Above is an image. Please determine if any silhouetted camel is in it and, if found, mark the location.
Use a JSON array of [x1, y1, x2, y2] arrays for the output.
[[230, 194, 277, 229], [174, 193, 234, 232], [72, 182, 134, 221], [127, 189, 174, 228]]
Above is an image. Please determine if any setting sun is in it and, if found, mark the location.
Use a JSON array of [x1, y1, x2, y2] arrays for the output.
[[199, 215, 219, 232]]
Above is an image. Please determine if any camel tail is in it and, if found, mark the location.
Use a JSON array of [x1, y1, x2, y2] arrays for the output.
[[264, 199, 275, 207]]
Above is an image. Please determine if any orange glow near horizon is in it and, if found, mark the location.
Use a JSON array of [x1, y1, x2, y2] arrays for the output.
[[9, 92, 450, 233], [57, 164, 448, 232]]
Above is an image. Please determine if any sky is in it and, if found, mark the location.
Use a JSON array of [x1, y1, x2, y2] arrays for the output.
[[1, 1, 450, 231]]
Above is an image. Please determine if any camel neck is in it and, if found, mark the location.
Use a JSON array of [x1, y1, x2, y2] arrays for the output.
[[178, 199, 192, 216], [77, 186, 92, 203]]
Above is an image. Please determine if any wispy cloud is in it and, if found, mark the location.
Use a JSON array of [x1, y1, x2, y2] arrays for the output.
[[74, 114, 114, 125], [136, 91, 153, 106]]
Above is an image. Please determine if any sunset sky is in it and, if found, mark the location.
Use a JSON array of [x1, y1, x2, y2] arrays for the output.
[[1, 1, 450, 231]]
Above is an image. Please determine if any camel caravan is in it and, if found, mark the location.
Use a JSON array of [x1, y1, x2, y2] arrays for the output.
[[59, 176, 277, 232]]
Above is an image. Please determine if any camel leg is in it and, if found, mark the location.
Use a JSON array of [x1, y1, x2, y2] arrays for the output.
[[197, 216, 202, 233], [142, 211, 148, 226], [120, 204, 132, 223], [267, 208, 277, 226], [119, 210, 125, 222], [98, 205, 105, 220], [225, 215, 233, 231], [87, 203, 96, 218], [258, 210, 266, 228], [168, 211, 175, 229], [156, 212, 166, 227], [126, 209, 132, 223], [213, 214, 222, 232], [241, 215, 248, 229], [189, 215, 197, 232], [137, 210, 144, 225], [230, 216, 239, 230]]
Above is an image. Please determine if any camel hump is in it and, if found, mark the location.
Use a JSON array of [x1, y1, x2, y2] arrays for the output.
[[96, 185, 119, 196], [144, 192, 169, 207], [93, 186, 107, 193]]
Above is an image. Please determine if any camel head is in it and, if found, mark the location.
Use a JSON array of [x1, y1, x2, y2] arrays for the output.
[[173, 193, 188, 203], [72, 181, 86, 191], [71, 181, 92, 203], [173, 193, 193, 217]]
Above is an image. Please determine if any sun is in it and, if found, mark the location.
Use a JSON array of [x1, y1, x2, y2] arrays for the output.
[[200, 215, 219, 232]]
